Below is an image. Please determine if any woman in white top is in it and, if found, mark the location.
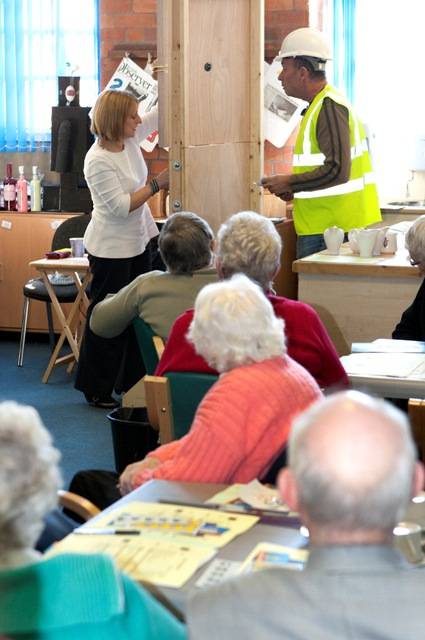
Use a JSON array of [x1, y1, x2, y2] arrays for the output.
[[75, 89, 168, 408]]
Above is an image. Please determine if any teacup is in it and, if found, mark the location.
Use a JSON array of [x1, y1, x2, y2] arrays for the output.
[[393, 521, 424, 564]]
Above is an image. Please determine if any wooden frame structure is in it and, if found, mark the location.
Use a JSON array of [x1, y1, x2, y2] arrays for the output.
[[157, 0, 264, 232]]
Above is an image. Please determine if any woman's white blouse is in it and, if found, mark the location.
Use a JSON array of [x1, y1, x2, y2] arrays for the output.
[[83, 108, 159, 259]]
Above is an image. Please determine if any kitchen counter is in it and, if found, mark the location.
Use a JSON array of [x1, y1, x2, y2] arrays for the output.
[[380, 204, 425, 225], [293, 244, 422, 355]]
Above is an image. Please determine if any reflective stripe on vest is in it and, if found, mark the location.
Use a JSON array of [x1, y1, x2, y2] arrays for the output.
[[293, 138, 368, 167], [294, 171, 376, 199], [296, 91, 363, 167]]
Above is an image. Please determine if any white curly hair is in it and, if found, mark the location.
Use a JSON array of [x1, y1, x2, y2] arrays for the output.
[[406, 215, 425, 273], [187, 273, 286, 372], [0, 401, 61, 552], [216, 211, 282, 290]]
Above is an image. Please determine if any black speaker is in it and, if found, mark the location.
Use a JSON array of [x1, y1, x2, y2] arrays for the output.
[[50, 106, 94, 174]]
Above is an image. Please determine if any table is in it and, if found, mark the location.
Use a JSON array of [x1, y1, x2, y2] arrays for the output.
[[83, 480, 306, 618], [293, 244, 422, 355], [29, 257, 90, 383]]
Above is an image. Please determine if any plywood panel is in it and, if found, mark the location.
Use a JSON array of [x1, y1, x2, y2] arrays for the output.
[[183, 143, 251, 232], [157, 0, 172, 148], [162, 0, 264, 229], [186, 0, 250, 145]]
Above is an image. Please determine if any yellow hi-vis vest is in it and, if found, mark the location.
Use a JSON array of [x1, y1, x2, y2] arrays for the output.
[[292, 85, 381, 236]]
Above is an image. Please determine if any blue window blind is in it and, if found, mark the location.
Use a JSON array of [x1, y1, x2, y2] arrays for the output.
[[332, 0, 356, 102], [0, 0, 99, 152]]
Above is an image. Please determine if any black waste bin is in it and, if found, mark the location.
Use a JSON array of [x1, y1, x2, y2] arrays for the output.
[[107, 407, 158, 474]]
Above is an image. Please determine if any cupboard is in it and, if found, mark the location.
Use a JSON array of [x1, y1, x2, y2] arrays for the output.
[[0, 212, 79, 332]]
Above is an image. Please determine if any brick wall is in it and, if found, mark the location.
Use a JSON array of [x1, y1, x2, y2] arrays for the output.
[[99, 0, 320, 178]]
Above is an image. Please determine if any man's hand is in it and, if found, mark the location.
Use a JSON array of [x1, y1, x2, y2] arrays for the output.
[[279, 191, 294, 202], [118, 457, 160, 495], [261, 174, 293, 196]]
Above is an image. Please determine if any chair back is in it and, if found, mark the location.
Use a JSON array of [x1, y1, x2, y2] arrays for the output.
[[144, 371, 218, 444], [51, 214, 91, 250], [166, 371, 218, 439], [133, 316, 163, 374]]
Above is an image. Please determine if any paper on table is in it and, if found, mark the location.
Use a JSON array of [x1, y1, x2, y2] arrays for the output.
[[238, 542, 308, 573], [85, 501, 259, 549], [341, 352, 425, 379], [208, 479, 291, 513], [352, 339, 425, 354], [48, 534, 215, 589]]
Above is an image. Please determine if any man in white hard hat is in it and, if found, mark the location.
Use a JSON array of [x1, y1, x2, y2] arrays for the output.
[[187, 391, 425, 639], [262, 28, 381, 258]]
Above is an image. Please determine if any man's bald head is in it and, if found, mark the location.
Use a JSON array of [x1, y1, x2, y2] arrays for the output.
[[285, 391, 418, 534]]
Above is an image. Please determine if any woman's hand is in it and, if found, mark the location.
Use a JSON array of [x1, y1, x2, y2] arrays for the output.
[[155, 168, 169, 191], [118, 457, 161, 495]]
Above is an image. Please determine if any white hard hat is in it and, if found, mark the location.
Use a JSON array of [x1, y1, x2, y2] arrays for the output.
[[278, 27, 332, 62]]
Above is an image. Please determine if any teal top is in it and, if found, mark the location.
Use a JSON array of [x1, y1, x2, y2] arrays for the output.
[[0, 552, 186, 639]]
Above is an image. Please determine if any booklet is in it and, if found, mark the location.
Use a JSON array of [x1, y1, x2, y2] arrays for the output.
[[49, 533, 215, 589], [239, 542, 308, 573], [49, 502, 258, 589]]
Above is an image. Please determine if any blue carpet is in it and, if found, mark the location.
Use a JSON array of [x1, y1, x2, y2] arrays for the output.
[[0, 336, 116, 486]]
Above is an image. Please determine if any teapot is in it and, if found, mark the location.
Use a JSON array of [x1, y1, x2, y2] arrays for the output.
[[323, 226, 344, 255]]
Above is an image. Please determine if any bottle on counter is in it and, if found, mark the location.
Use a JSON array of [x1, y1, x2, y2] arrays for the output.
[[16, 166, 28, 212], [0, 180, 4, 210], [4, 163, 17, 211], [30, 165, 41, 212]]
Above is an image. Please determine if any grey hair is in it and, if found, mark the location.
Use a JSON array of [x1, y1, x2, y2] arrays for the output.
[[406, 215, 425, 273], [187, 273, 286, 372], [158, 212, 214, 274], [0, 401, 61, 552], [216, 211, 282, 290], [288, 391, 416, 531]]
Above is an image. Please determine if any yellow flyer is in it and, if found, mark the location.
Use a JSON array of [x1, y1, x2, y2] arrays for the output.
[[49, 534, 215, 588], [85, 501, 258, 549]]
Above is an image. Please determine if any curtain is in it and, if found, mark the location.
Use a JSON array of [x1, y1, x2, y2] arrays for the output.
[[0, 0, 99, 152], [332, 0, 356, 102]]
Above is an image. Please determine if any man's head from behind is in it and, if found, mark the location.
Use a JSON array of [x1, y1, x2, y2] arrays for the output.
[[216, 211, 281, 291], [279, 391, 424, 543], [159, 212, 214, 275]]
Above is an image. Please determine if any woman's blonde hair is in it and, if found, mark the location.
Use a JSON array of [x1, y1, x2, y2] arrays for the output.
[[91, 89, 138, 143]]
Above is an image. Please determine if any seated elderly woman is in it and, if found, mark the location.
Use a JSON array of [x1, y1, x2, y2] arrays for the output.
[[76, 211, 217, 407], [393, 215, 425, 340], [90, 211, 217, 341], [0, 401, 184, 639], [118, 274, 322, 493], [156, 210, 348, 390]]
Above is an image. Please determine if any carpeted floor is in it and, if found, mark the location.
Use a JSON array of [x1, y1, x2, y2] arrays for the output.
[[0, 333, 116, 486]]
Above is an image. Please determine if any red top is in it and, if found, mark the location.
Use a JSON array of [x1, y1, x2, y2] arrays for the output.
[[155, 293, 349, 389]]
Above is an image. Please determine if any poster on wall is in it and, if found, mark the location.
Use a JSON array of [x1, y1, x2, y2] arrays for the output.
[[103, 56, 159, 152], [264, 59, 306, 148]]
